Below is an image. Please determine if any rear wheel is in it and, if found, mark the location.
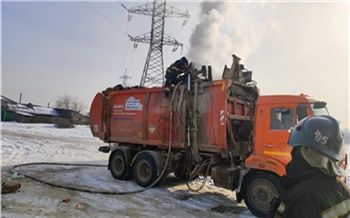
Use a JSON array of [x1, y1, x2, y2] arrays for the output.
[[242, 171, 282, 217], [109, 150, 132, 180], [133, 153, 158, 187]]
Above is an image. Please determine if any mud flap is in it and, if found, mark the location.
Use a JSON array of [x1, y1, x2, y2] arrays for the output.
[[236, 168, 250, 203], [236, 190, 244, 203]]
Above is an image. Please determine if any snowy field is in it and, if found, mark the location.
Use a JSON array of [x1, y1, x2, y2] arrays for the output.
[[1, 122, 255, 217]]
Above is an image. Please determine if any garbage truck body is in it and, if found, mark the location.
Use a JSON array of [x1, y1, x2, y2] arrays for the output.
[[89, 55, 330, 217]]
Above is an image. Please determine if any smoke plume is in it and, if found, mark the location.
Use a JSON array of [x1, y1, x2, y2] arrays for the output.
[[187, 2, 278, 79]]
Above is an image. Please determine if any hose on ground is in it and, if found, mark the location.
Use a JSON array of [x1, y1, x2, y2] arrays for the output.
[[9, 162, 144, 195]]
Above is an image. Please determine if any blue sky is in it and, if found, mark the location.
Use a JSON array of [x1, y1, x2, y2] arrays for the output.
[[1, 1, 349, 128]]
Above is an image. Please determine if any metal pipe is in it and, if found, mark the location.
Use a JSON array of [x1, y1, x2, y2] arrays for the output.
[[192, 79, 202, 163], [187, 73, 191, 150]]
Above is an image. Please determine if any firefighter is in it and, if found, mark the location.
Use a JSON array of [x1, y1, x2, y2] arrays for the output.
[[269, 115, 350, 218], [163, 57, 189, 97]]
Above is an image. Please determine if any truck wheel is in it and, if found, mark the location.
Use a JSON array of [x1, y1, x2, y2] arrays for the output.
[[133, 153, 158, 187], [109, 150, 132, 180], [242, 171, 282, 218]]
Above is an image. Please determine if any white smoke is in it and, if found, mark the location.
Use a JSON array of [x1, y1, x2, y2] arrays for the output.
[[187, 2, 279, 79]]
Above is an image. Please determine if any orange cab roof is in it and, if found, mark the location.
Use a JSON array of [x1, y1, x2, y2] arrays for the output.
[[257, 94, 321, 105]]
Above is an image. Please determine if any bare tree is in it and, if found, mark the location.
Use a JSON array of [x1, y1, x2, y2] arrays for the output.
[[55, 95, 85, 113]]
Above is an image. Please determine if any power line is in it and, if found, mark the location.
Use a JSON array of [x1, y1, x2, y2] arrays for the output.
[[125, 0, 190, 87], [84, 0, 131, 37], [84, 1, 136, 85]]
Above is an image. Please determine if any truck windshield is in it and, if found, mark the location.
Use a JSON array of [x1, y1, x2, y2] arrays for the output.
[[311, 101, 329, 116], [311, 105, 329, 116], [297, 102, 329, 122]]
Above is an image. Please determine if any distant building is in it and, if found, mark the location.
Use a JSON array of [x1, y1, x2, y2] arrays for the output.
[[1, 95, 88, 125]]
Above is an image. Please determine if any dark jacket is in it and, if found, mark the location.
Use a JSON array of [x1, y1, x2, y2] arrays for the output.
[[274, 170, 350, 218], [164, 60, 185, 86]]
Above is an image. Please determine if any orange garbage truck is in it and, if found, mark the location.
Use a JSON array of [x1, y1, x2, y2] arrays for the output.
[[89, 54, 332, 217]]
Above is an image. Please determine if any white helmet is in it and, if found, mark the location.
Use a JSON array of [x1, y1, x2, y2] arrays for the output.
[[288, 115, 343, 161]]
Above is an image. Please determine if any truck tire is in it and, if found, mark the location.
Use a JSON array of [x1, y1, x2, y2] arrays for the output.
[[109, 150, 132, 180], [133, 153, 158, 187], [242, 171, 282, 218]]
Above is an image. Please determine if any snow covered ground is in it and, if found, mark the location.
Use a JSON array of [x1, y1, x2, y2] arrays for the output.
[[1, 122, 255, 217]]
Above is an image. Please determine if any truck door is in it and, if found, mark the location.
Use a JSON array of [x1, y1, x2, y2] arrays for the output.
[[242, 105, 296, 217], [262, 106, 295, 165]]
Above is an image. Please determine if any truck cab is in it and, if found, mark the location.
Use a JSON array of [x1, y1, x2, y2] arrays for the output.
[[241, 94, 330, 216], [247, 94, 329, 176]]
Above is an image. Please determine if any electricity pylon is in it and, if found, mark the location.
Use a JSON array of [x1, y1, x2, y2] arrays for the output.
[[123, 0, 189, 87]]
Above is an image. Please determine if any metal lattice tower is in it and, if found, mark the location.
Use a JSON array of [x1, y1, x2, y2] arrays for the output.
[[119, 68, 131, 87], [124, 0, 189, 87]]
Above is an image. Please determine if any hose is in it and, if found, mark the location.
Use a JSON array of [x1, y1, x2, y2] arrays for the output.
[[185, 159, 211, 192], [9, 162, 143, 195], [142, 81, 183, 189]]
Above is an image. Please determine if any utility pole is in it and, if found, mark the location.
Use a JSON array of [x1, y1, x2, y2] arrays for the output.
[[122, 0, 189, 87], [120, 68, 131, 87]]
